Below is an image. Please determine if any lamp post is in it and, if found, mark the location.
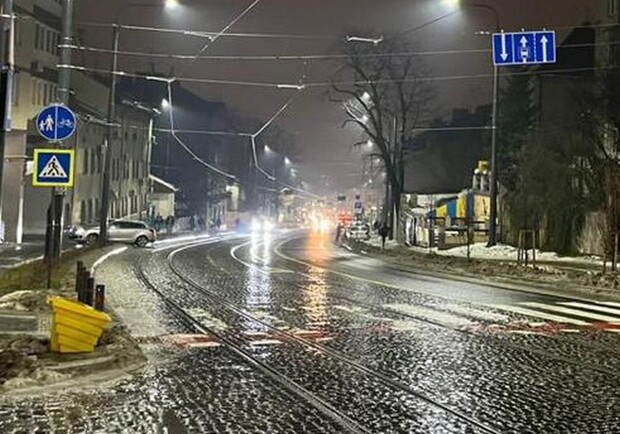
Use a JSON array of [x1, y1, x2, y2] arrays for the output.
[[99, 1, 176, 245], [449, 0, 501, 246]]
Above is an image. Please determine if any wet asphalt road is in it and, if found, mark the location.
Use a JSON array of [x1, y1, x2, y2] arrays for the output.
[[2, 230, 620, 433]]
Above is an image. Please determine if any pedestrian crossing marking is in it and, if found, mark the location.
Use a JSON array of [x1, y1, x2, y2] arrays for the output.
[[487, 304, 589, 326], [522, 302, 620, 323], [559, 302, 620, 318], [39, 155, 68, 178], [597, 301, 620, 309]]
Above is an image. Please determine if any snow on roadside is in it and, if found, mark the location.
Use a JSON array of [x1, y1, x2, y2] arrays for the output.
[[434, 243, 602, 265]]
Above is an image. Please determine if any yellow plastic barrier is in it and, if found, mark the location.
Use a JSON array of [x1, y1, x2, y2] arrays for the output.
[[48, 297, 111, 353]]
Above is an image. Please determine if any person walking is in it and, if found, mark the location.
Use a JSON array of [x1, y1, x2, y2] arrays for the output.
[[165, 215, 175, 235], [335, 222, 344, 244], [378, 222, 390, 250], [154, 214, 164, 233]]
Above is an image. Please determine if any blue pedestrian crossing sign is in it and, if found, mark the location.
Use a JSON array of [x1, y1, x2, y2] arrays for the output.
[[36, 104, 77, 142], [493, 31, 556, 66], [32, 149, 75, 188]]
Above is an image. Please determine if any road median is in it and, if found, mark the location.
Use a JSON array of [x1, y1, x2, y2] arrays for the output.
[[0, 246, 146, 395]]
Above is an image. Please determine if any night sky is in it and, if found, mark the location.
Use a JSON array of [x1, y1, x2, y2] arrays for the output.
[[76, 0, 604, 192]]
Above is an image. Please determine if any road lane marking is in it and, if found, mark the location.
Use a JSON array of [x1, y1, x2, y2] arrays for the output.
[[384, 304, 471, 328], [597, 301, 620, 309], [559, 301, 620, 317], [486, 304, 589, 326], [521, 302, 620, 323]]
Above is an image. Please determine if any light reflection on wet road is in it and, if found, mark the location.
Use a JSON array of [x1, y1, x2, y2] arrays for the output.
[[1, 230, 620, 433]]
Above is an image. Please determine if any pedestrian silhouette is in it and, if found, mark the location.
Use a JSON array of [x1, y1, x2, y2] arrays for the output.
[[44, 115, 54, 131]]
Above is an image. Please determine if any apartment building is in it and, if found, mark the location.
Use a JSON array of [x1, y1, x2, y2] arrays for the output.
[[2, 0, 155, 241]]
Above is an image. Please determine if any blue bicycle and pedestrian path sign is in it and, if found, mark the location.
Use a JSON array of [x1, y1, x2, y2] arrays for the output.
[[493, 31, 556, 67], [36, 104, 77, 142]]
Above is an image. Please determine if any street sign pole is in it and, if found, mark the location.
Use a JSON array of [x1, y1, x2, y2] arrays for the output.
[[98, 24, 120, 246], [0, 0, 14, 243], [488, 64, 499, 247], [44, 0, 74, 265], [489, 29, 556, 246]]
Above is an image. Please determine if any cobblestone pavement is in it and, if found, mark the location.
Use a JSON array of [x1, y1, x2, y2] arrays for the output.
[[2, 231, 620, 433]]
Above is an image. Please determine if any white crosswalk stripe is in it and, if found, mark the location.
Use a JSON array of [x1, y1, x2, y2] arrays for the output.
[[487, 304, 589, 326], [521, 302, 620, 323], [559, 302, 620, 319], [488, 300, 620, 331]]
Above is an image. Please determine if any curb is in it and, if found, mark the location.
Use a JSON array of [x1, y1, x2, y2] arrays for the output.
[[1, 360, 147, 398]]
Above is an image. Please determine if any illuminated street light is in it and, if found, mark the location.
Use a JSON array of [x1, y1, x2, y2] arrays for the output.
[[443, 0, 461, 7], [165, 0, 180, 9], [366, 140, 373, 149], [161, 98, 170, 109], [284, 157, 291, 165]]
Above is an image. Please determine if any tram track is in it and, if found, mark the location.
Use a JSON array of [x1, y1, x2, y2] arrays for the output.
[[158, 238, 502, 434]]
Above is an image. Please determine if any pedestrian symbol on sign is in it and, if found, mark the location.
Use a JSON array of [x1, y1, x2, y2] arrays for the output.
[[39, 156, 67, 179], [32, 149, 75, 188], [40, 115, 55, 133]]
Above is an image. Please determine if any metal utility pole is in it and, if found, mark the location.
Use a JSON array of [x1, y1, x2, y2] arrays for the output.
[[487, 64, 499, 246], [98, 24, 120, 245], [0, 0, 14, 241], [44, 0, 74, 262]]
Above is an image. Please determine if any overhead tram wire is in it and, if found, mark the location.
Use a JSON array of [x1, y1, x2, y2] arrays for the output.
[[60, 39, 620, 63], [163, 79, 238, 181], [159, 0, 263, 182], [58, 63, 620, 90], [76, 21, 340, 41]]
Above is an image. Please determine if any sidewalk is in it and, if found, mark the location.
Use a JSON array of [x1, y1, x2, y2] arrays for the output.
[[0, 235, 80, 270], [0, 245, 145, 394]]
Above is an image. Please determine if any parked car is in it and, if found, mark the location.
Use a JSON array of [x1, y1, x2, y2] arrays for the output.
[[72, 220, 156, 247], [346, 221, 371, 241]]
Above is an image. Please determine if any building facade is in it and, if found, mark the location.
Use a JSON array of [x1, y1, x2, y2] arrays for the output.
[[2, 0, 154, 241]]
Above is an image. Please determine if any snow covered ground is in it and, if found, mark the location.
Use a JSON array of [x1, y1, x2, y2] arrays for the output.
[[436, 243, 603, 265], [361, 236, 603, 267]]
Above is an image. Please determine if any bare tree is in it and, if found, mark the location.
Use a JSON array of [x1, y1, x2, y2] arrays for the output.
[[331, 33, 434, 227]]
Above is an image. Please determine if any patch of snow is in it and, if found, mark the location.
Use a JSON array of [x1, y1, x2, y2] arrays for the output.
[[436, 242, 603, 265]]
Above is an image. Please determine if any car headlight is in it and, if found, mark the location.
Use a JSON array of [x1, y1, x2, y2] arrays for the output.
[[263, 220, 274, 233]]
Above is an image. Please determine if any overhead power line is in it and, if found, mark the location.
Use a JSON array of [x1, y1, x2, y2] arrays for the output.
[[76, 21, 341, 41], [58, 63, 620, 90], [60, 39, 620, 63]]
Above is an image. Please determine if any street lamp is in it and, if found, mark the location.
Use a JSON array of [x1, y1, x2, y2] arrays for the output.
[[452, 0, 501, 247], [284, 156, 291, 165], [99, 0, 176, 245], [165, 0, 179, 9], [161, 98, 170, 109]]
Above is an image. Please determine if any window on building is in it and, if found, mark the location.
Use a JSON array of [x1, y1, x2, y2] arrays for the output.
[[610, 0, 618, 16], [34, 24, 41, 50], [80, 201, 86, 224], [31, 79, 36, 105], [87, 199, 93, 222], [90, 151, 97, 174], [46, 29, 53, 53], [83, 150, 89, 174]]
